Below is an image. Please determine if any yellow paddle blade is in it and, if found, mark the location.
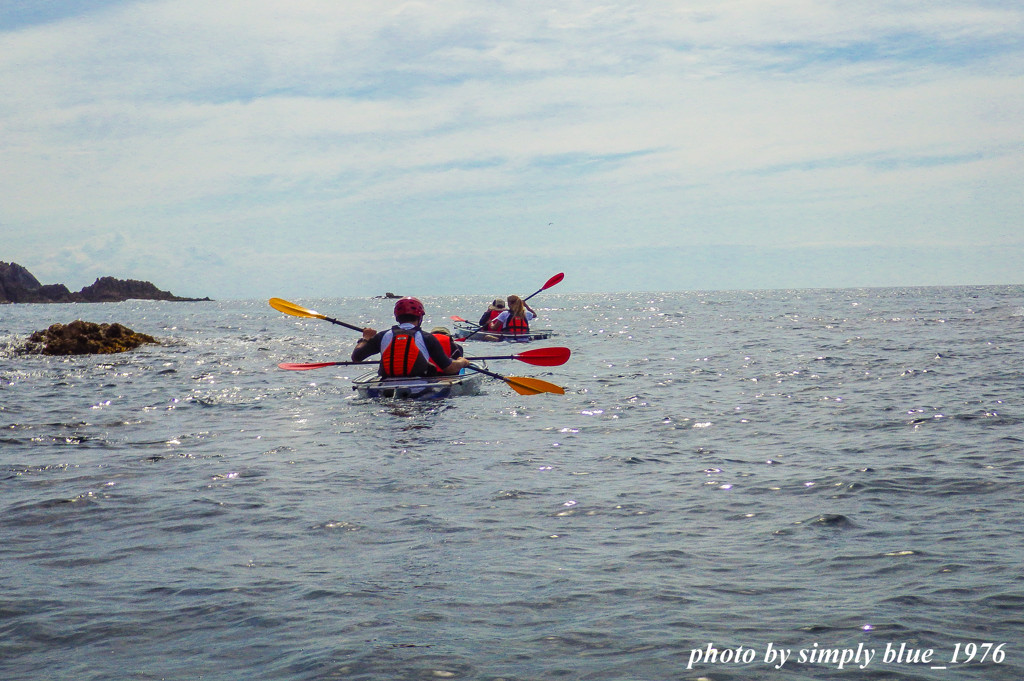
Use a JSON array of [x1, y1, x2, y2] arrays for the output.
[[269, 297, 326, 320], [504, 376, 565, 396]]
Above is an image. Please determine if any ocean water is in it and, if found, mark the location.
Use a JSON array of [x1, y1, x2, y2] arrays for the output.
[[1, 286, 1023, 681]]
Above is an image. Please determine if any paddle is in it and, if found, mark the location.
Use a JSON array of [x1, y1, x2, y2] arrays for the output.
[[278, 361, 374, 371], [278, 347, 571, 371], [460, 273, 564, 342], [523, 272, 564, 302], [466, 364, 565, 396], [467, 346, 570, 366], [268, 298, 364, 332]]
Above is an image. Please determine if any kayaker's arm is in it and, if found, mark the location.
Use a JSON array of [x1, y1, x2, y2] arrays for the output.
[[352, 328, 379, 361], [423, 332, 471, 375], [442, 357, 472, 375]]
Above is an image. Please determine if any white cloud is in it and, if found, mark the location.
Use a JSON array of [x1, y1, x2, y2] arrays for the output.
[[1, 0, 1022, 296]]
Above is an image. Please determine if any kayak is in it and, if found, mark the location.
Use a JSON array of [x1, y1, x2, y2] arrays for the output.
[[456, 331, 554, 342], [352, 364, 485, 400], [453, 322, 554, 342]]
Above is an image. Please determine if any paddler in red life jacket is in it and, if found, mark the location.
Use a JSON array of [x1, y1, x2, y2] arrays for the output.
[[427, 326, 465, 372], [352, 297, 471, 377], [477, 298, 506, 334], [430, 327, 464, 359], [493, 294, 537, 339]]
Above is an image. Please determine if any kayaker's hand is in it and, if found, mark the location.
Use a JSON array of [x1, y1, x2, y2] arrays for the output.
[[361, 328, 376, 341], [452, 357, 471, 371]]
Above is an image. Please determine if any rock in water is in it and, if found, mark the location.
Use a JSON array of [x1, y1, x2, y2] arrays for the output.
[[20, 320, 159, 355], [75, 276, 208, 302]]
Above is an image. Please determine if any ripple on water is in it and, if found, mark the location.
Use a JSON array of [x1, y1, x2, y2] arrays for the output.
[[1, 291, 1023, 681]]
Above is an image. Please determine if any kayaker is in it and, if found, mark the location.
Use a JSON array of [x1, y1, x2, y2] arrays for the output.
[[430, 327, 465, 360], [493, 295, 537, 339], [477, 298, 505, 333], [353, 297, 471, 377]]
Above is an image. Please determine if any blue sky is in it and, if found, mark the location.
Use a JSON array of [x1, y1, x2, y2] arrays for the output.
[[1, 1, 1022, 299]]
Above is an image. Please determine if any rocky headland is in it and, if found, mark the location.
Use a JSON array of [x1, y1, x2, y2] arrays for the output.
[[0, 261, 211, 304]]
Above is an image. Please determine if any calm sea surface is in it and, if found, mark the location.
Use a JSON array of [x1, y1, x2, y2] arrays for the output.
[[2, 287, 1023, 681]]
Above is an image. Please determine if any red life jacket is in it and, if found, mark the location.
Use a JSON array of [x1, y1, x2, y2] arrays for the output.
[[428, 333, 455, 372], [381, 327, 428, 376], [504, 314, 530, 336], [433, 333, 454, 357], [485, 310, 503, 332]]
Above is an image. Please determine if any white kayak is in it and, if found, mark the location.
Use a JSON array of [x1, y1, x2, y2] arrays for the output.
[[453, 322, 554, 342], [352, 365, 485, 400]]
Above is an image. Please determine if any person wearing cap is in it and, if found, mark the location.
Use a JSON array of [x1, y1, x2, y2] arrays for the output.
[[478, 298, 506, 333], [352, 297, 471, 377], [429, 327, 464, 360]]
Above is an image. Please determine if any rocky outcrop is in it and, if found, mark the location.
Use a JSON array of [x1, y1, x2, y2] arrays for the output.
[[0, 261, 210, 303], [76, 276, 209, 303], [0, 262, 51, 302], [18, 320, 159, 355]]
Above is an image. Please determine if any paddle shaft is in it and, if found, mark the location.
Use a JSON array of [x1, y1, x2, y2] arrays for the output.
[[466, 364, 565, 395], [458, 325, 487, 342], [279, 361, 374, 370], [468, 363, 519, 381], [315, 315, 363, 333], [269, 298, 366, 332]]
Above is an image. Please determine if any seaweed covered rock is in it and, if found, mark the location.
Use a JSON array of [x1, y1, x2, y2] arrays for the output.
[[20, 320, 159, 355]]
